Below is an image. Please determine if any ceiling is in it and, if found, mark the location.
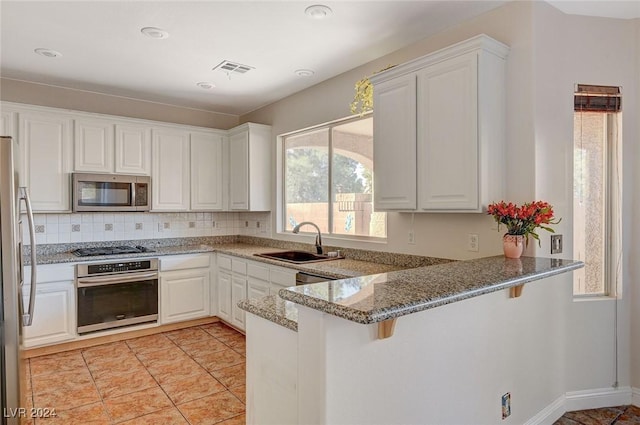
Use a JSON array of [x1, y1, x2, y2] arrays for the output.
[[1, 1, 636, 117], [0, 1, 507, 116]]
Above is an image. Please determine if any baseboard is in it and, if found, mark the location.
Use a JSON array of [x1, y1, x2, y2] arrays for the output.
[[565, 386, 633, 412], [525, 387, 634, 425], [523, 394, 565, 425]]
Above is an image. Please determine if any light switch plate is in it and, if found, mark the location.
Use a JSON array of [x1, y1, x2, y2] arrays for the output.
[[551, 234, 563, 254]]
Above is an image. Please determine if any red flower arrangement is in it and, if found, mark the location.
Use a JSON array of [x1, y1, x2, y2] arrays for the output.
[[487, 201, 560, 246]]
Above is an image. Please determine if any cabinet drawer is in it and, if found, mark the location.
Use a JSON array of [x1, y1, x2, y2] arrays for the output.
[[160, 254, 210, 271], [25, 263, 75, 283], [270, 266, 296, 288], [232, 258, 247, 274], [247, 262, 269, 280], [218, 255, 232, 271]]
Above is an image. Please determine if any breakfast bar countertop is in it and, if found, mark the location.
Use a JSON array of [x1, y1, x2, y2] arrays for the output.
[[275, 256, 583, 325]]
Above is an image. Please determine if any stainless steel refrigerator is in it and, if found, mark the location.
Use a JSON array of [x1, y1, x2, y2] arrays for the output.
[[0, 136, 37, 425]]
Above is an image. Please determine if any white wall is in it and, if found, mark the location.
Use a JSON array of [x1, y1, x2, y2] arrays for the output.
[[530, 2, 638, 393], [0, 78, 239, 129], [632, 18, 640, 396]]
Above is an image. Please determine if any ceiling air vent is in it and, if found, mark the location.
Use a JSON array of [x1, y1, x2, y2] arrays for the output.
[[213, 60, 254, 76]]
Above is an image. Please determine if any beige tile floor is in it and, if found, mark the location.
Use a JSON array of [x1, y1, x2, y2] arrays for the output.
[[21, 322, 246, 425]]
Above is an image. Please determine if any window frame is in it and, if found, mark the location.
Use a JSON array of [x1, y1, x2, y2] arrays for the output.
[[572, 96, 622, 299], [276, 113, 387, 242]]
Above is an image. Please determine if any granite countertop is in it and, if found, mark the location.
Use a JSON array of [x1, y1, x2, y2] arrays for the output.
[[277, 256, 584, 325], [237, 295, 299, 332]]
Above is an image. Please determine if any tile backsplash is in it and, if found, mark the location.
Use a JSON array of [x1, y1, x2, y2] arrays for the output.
[[24, 212, 271, 245]]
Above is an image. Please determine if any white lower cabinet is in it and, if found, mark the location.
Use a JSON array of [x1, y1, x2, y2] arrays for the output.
[[159, 254, 211, 324], [231, 276, 248, 330], [217, 270, 232, 323], [216, 254, 298, 331], [23, 264, 76, 348]]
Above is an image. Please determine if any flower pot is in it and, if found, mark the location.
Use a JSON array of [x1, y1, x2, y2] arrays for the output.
[[503, 234, 524, 259]]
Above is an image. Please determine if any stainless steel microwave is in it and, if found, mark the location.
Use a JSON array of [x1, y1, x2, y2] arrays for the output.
[[72, 173, 151, 212]]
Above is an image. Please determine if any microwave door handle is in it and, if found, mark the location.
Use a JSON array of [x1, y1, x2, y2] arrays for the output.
[[131, 182, 136, 208], [19, 187, 37, 327]]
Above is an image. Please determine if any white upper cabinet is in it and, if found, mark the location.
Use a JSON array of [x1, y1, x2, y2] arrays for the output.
[[191, 131, 224, 210], [417, 52, 478, 210], [228, 123, 271, 211], [2, 102, 273, 213], [74, 117, 114, 173], [151, 128, 191, 211], [74, 118, 151, 175], [372, 74, 417, 210], [370, 34, 509, 212], [115, 123, 151, 175], [19, 111, 73, 212]]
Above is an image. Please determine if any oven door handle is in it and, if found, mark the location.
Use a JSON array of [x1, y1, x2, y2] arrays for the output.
[[77, 272, 158, 287]]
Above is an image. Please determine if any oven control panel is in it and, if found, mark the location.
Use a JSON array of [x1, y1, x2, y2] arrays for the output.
[[77, 258, 158, 278]]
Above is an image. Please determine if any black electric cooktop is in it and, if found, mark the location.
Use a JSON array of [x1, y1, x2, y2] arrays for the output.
[[71, 245, 155, 257]]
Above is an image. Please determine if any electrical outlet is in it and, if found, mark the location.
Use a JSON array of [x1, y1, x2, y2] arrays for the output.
[[468, 234, 479, 252], [34, 225, 45, 233], [257, 221, 261, 228], [502, 392, 511, 419], [189, 221, 196, 229], [163, 222, 170, 229], [245, 221, 249, 227], [104, 223, 113, 231], [408, 230, 415, 244], [551, 234, 563, 254], [135, 223, 143, 230]]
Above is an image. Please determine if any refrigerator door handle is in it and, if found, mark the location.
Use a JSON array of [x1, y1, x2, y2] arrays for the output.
[[19, 187, 37, 327]]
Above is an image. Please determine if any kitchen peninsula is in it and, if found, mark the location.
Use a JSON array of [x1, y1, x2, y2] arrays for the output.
[[240, 256, 583, 425]]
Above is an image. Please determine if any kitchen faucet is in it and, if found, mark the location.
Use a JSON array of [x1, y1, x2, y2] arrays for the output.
[[292, 222, 323, 254]]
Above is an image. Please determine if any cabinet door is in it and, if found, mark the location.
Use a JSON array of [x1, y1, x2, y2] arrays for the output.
[[231, 276, 247, 330], [151, 128, 190, 211], [19, 112, 73, 212], [229, 130, 249, 210], [248, 277, 269, 300], [191, 132, 224, 210], [74, 118, 114, 173], [417, 52, 479, 210], [217, 271, 232, 323], [372, 74, 417, 210], [115, 123, 151, 175], [160, 269, 210, 324], [22, 281, 76, 348]]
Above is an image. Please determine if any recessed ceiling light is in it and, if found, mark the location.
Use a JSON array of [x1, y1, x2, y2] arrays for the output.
[[34, 48, 62, 58], [140, 27, 170, 39], [196, 82, 215, 90], [305, 5, 333, 19], [295, 69, 315, 77]]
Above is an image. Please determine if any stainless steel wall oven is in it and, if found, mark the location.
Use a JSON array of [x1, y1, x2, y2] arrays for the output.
[[76, 258, 158, 334]]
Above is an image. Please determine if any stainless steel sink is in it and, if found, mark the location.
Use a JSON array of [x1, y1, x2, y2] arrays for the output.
[[255, 250, 342, 264]]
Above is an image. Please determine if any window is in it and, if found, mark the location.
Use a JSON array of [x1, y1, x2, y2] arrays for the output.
[[573, 84, 622, 296], [282, 116, 386, 239]]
